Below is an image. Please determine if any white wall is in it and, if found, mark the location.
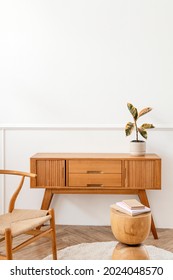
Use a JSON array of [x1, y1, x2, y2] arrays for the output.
[[0, 1, 173, 228]]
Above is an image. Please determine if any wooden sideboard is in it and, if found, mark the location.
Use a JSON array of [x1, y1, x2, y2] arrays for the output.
[[30, 153, 161, 239]]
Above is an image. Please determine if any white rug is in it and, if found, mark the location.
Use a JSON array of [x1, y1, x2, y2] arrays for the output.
[[44, 241, 173, 260]]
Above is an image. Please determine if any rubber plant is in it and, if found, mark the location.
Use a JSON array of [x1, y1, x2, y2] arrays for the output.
[[125, 103, 155, 141]]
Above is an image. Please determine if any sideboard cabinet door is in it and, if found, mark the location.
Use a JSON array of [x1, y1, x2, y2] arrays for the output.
[[125, 160, 161, 189], [30, 159, 65, 188]]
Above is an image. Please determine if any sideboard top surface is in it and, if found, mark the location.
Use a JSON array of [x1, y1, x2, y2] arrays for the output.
[[31, 153, 161, 160]]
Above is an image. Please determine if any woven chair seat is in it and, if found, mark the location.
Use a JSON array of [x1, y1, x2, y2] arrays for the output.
[[0, 209, 51, 237]]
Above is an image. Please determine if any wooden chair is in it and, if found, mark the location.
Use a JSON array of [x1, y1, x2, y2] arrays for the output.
[[0, 170, 57, 260]]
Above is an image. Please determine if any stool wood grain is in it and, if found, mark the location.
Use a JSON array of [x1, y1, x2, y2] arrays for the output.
[[112, 242, 150, 260], [110, 208, 151, 245]]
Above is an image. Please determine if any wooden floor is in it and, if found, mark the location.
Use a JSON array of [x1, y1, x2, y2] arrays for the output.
[[1, 226, 173, 259]]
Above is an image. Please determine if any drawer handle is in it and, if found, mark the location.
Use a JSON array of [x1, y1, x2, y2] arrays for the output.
[[87, 184, 103, 187], [87, 171, 103, 174]]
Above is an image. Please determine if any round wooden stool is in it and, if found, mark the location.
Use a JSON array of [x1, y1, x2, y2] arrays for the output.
[[110, 208, 151, 245], [110, 208, 151, 259]]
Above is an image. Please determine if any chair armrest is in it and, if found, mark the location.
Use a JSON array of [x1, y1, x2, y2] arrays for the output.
[[0, 170, 36, 178]]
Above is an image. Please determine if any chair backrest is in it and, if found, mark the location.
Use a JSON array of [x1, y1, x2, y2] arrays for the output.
[[0, 170, 36, 212]]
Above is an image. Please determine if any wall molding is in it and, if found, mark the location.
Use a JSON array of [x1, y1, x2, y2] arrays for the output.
[[1, 124, 173, 130]]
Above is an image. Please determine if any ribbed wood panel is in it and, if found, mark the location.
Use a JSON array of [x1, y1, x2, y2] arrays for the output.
[[36, 160, 65, 188], [125, 160, 161, 189]]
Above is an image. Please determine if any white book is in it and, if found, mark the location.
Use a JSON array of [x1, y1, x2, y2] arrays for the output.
[[111, 202, 151, 216]]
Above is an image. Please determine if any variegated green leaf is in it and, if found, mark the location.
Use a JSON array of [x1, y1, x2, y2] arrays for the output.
[[127, 103, 138, 120], [141, 123, 155, 129], [138, 107, 152, 118], [125, 122, 134, 136], [138, 128, 147, 139]]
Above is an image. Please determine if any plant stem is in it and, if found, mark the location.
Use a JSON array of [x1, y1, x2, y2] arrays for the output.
[[135, 120, 138, 141]]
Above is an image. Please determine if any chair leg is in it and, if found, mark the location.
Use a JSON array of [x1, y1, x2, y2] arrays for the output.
[[5, 228, 13, 260], [49, 209, 57, 260]]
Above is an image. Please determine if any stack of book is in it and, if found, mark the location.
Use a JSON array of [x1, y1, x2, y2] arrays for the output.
[[111, 199, 151, 216]]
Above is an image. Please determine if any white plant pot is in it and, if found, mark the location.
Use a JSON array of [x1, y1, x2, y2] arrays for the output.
[[130, 141, 146, 156]]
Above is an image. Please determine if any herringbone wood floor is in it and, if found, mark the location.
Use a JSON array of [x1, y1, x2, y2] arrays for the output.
[[1, 226, 173, 259]]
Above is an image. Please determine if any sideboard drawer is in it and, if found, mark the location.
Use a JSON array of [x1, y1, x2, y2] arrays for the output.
[[68, 159, 122, 188], [69, 174, 122, 188], [69, 160, 122, 174]]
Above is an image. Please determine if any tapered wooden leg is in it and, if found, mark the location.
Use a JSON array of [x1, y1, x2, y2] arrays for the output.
[[41, 189, 53, 210], [49, 209, 57, 260], [138, 190, 158, 239], [5, 228, 13, 260]]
